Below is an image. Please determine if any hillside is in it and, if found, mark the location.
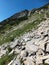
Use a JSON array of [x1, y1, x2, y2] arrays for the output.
[[0, 3, 49, 65]]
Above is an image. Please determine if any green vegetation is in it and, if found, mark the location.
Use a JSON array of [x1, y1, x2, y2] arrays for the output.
[[46, 11, 49, 18], [20, 58, 23, 65], [7, 46, 12, 52], [0, 16, 28, 32], [0, 15, 46, 45], [0, 54, 15, 65]]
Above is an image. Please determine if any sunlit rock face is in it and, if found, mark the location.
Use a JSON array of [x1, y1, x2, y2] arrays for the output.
[[11, 10, 29, 19]]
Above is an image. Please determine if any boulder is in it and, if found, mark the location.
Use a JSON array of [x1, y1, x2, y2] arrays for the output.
[[8, 58, 20, 65], [46, 43, 49, 52], [24, 57, 35, 65], [14, 48, 21, 54], [12, 59, 20, 65], [26, 43, 38, 53], [20, 50, 28, 58], [10, 39, 18, 48], [23, 37, 31, 42], [22, 42, 26, 46], [45, 59, 49, 64], [21, 46, 26, 50]]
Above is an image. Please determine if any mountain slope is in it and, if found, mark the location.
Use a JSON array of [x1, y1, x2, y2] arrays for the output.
[[0, 3, 49, 45], [0, 3, 49, 65], [0, 3, 49, 32]]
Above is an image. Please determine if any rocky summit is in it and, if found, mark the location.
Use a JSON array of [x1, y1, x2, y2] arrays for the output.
[[0, 3, 49, 65]]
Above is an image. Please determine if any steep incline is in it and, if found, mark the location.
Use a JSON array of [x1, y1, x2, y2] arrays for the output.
[[0, 3, 49, 65]]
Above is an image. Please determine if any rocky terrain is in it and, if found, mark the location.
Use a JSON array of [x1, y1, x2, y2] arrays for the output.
[[0, 3, 49, 65]]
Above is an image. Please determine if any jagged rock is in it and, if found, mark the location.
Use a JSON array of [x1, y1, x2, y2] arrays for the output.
[[12, 59, 20, 65], [36, 58, 43, 65], [45, 59, 49, 64], [20, 50, 28, 58], [46, 43, 49, 52], [23, 57, 35, 65], [1, 43, 9, 50], [36, 49, 44, 56], [18, 38, 23, 44], [14, 48, 21, 54], [20, 50, 26, 58], [8, 58, 20, 65], [0, 46, 8, 58], [25, 43, 38, 53], [22, 46, 26, 50], [10, 39, 18, 48], [34, 34, 41, 39], [38, 37, 48, 50], [0, 49, 8, 58], [47, 29, 49, 36], [41, 32, 44, 34], [22, 42, 26, 46], [44, 34, 48, 38], [23, 37, 31, 42], [29, 52, 36, 56]]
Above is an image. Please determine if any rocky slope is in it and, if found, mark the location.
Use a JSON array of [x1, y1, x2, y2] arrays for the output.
[[0, 18, 49, 65], [7, 18, 49, 65], [0, 3, 49, 65]]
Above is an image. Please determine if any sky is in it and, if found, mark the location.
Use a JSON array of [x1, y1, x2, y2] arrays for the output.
[[0, 0, 49, 22]]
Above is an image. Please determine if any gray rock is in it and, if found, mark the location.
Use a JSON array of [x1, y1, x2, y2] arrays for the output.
[[14, 48, 21, 54], [26, 43, 38, 53], [22, 46, 26, 50], [10, 39, 18, 48], [11, 10, 29, 19], [22, 42, 26, 46], [12, 59, 20, 65], [8, 58, 20, 65], [46, 43, 49, 52], [24, 57, 35, 65], [20, 50, 28, 58], [45, 59, 49, 64]]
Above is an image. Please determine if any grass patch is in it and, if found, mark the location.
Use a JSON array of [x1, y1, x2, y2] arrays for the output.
[[0, 17, 46, 45], [0, 54, 15, 65], [46, 11, 49, 18], [0, 12, 46, 45]]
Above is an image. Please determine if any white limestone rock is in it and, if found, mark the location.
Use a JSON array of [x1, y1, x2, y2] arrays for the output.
[[25, 43, 38, 53], [24, 57, 35, 65], [14, 48, 21, 54], [20, 50, 27, 58], [45, 59, 49, 64], [46, 43, 49, 52]]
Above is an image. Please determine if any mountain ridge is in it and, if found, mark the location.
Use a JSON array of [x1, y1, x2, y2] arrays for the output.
[[0, 3, 49, 30], [0, 3, 49, 65], [0, 3, 49, 23]]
